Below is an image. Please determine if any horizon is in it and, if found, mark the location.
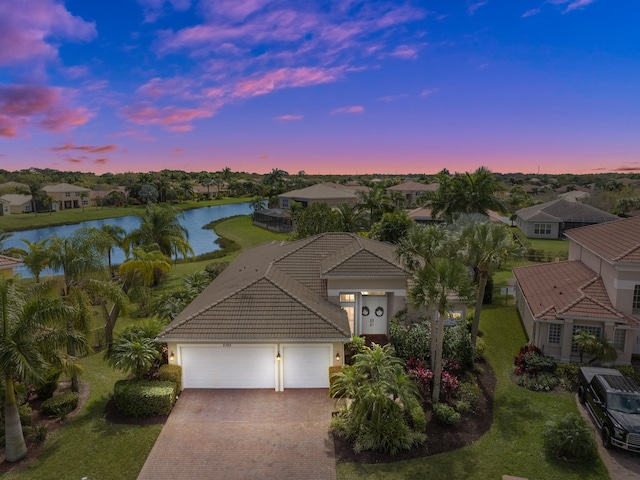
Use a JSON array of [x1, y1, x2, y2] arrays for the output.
[[1, 1, 639, 176]]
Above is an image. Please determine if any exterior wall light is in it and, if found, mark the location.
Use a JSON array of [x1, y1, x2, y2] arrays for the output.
[[335, 352, 341, 362], [276, 351, 281, 361], [169, 351, 175, 361]]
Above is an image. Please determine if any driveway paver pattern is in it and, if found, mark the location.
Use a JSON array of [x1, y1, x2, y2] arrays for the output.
[[137, 389, 337, 480]]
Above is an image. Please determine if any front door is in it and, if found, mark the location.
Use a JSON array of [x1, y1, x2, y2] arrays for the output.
[[360, 295, 387, 335]]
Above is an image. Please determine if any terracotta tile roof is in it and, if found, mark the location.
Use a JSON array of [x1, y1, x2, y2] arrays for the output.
[[564, 215, 640, 264], [513, 260, 639, 325], [386, 181, 439, 192], [159, 233, 409, 342], [278, 183, 358, 200], [0, 255, 22, 270], [516, 199, 617, 223]]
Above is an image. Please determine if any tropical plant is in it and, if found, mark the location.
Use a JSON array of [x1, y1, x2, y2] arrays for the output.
[[105, 328, 161, 380], [459, 221, 524, 351], [573, 330, 598, 363], [0, 278, 79, 462], [93, 224, 127, 275], [422, 167, 505, 223], [542, 413, 598, 462], [17, 238, 51, 282], [329, 344, 425, 455], [335, 203, 367, 233], [371, 210, 413, 244], [291, 202, 340, 239], [357, 185, 396, 228]]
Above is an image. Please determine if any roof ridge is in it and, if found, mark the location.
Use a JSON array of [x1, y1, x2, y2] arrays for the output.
[[613, 243, 640, 262]]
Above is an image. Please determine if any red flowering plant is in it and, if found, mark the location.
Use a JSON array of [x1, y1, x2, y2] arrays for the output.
[[406, 357, 433, 396]]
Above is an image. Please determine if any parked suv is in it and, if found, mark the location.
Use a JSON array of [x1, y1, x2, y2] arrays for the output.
[[578, 366, 640, 452]]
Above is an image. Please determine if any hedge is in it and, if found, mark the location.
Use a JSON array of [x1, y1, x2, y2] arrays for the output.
[[114, 380, 177, 418]]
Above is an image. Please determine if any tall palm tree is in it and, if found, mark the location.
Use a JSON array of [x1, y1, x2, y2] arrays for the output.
[[335, 203, 367, 233], [357, 185, 396, 228], [409, 256, 474, 404], [0, 278, 79, 462], [459, 221, 524, 350], [423, 167, 505, 223], [47, 229, 127, 389], [127, 204, 194, 261], [18, 238, 52, 282], [92, 224, 127, 276]]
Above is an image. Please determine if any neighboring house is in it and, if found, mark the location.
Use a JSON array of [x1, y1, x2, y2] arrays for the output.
[[513, 216, 640, 365], [515, 199, 618, 239], [0, 197, 10, 216], [277, 183, 362, 209], [42, 183, 90, 210], [157, 232, 411, 391], [407, 206, 440, 224], [0, 255, 22, 275], [0, 194, 33, 214], [252, 208, 293, 233], [386, 180, 438, 208]]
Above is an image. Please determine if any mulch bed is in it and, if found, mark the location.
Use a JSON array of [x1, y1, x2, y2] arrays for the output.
[[333, 361, 497, 464]]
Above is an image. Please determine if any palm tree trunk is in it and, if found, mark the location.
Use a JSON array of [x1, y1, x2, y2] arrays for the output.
[[4, 376, 27, 462], [471, 272, 488, 354], [67, 321, 79, 393], [429, 315, 437, 371], [432, 310, 446, 404], [104, 283, 128, 347]]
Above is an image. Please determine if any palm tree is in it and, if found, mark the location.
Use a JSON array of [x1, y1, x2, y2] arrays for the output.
[[357, 185, 396, 228], [127, 204, 194, 261], [0, 278, 79, 462], [573, 330, 598, 363], [18, 238, 52, 282], [409, 256, 474, 404], [459, 221, 524, 351], [335, 203, 367, 233], [199, 174, 213, 199], [119, 247, 172, 288], [47, 229, 128, 389], [80, 191, 89, 213], [0, 231, 22, 257], [93, 224, 127, 276], [423, 167, 505, 223], [105, 328, 161, 380]]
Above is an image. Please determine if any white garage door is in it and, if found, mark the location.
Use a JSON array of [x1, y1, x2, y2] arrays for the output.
[[181, 345, 276, 389], [282, 345, 332, 389]]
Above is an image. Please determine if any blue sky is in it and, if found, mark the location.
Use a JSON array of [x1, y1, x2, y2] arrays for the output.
[[1, 0, 639, 175]]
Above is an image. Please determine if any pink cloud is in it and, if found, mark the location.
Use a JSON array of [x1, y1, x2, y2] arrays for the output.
[[389, 45, 419, 60], [274, 114, 303, 122], [120, 103, 214, 130], [233, 67, 342, 98], [167, 124, 193, 132], [51, 143, 117, 154], [138, 77, 193, 99], [377, 94, 408, 102], [138, 0, 192, 23], [0, 0, 96, 66], [331, 105, 364, 115], [95, 158, 108, 165], [200, 0, 273, 21], [0, 84, 91, 137]]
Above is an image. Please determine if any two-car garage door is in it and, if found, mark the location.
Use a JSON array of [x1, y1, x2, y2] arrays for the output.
[[180, 344, 332, 390]]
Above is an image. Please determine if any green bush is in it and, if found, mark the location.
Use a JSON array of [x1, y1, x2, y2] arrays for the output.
[[32, 424, 48, 443], [542, 413, 597, 462], [344, 336, 366, 364], [614, 365, 640, 383], [555, 362, 581, 391], [516, 372, 559, 392], [433, 403, 461, 425], [328, 365, 343, 391], [407, 404, 427, 432], [457, 381, 481, 407], [390, 320, 430, 364], [158, 364, 182, 394], [19, 403, 33, 426], [455, 400, 471, 414], [35, 368, 61, 400], [474, 337, 486, 360], [443, 324, 474, 369], [41, 392, 79, 418], [114, 380, 177, 418]]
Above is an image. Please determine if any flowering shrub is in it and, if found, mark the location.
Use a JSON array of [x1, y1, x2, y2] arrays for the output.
[[406, 358, 461, 399], [513, 343, 559, 391], [441, 371, 460, 399]]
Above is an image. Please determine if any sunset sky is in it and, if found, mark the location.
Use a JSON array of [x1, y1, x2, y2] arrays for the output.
[[1, 0, 639, 176]]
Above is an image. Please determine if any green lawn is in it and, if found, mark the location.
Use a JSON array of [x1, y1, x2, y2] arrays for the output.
[[0, 197, 252, 232], [336, 305, 610, 480]]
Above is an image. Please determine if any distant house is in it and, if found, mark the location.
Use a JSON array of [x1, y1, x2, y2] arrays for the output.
[[90, 187, 126, 206], [407, 206, 440, 224], [515, 199, 618, 239], [42, 183, 90, 210], [277, 183, 363, 209], [0, 255, 22, 276], [513, 216, 640, 364], [252, 208, 293, 233], [386, 181, 438, 208], [0, 194, 33, 214]]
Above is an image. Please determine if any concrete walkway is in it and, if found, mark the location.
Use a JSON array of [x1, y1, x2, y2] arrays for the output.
[[137, 389, 337, 480]]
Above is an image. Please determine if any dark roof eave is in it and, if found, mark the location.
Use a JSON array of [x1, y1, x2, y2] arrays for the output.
[[155, 336, 351, 343]]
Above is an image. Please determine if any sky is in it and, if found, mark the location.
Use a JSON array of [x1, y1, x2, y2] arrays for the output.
[[1, 0, 639, 176]]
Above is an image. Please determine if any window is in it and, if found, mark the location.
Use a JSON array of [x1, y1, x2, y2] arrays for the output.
[[633, 285, 640, 313], [613, 329, 626, 350], [65, 192, 70, 197], [534, 223, 552, 235], [339, 293, 356, 334], [571, 325, 602, 353], [75, 192, 81, 197], [82, 200, 88, 206], [548, 324, 562, 345], [281, 199, 289, 208]]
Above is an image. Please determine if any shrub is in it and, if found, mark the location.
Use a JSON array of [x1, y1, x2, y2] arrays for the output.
[[407, 404, 427, 432], [455, 400, 471, 414], [443, 324, 474, 369], [555, 362, 581, 391], [329, 365, 343, 390], [457, 381, 481, 407], [114, 380, 177, 417], [35, 368, 61, 400], [542, 413, 597, 462], [390, 320, 430, 365], [515, 372, 559, 392], [474, 337, 486, 361], [344, 336, 366, 364], [158, 364, 182, 394], [204, 261, 230, 281], [41, 392, 79, 418], [433, 403, 461, 425], [32, 424, 48, 443], [19, 403, 33, 426]]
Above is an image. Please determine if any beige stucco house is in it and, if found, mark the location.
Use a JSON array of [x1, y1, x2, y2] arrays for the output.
[[158, 232, 411, 391], [277, 183, 364, 209], [515, 199, 617, 239], [386, 180, 438, 208], [513, 216, 640, 365], [0, 194, 33, 214], [0, 255, 22, 276], [42, 183, 90, 210]]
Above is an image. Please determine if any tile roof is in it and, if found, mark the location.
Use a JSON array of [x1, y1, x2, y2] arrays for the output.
[[0, 255, 22, 270], [386, 180, 439, 192], [159, 233, 409, 342], [278, 183, 358, 200], [516, 199, 617, 223], [513, 260, 639, 325], [564, 215, 640, 264], [0, 194, 32, 205], [42, 183, 90, 193]]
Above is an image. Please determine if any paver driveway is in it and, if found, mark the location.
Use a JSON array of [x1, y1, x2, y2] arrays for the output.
[[137, 389, 337, 480]]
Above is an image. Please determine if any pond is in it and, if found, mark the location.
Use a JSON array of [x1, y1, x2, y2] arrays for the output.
[[3, 202, 253, 277]]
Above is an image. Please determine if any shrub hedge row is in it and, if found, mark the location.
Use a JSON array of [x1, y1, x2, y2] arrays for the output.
[[114, 380, 177, 418]]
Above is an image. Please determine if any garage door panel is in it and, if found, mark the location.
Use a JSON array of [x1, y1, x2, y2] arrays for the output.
[[283, 345, 331, 389], [181, 345, 276, 389]]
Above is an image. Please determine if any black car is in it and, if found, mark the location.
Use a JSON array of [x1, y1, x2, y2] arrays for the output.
[[578, 366, 640, 452]]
